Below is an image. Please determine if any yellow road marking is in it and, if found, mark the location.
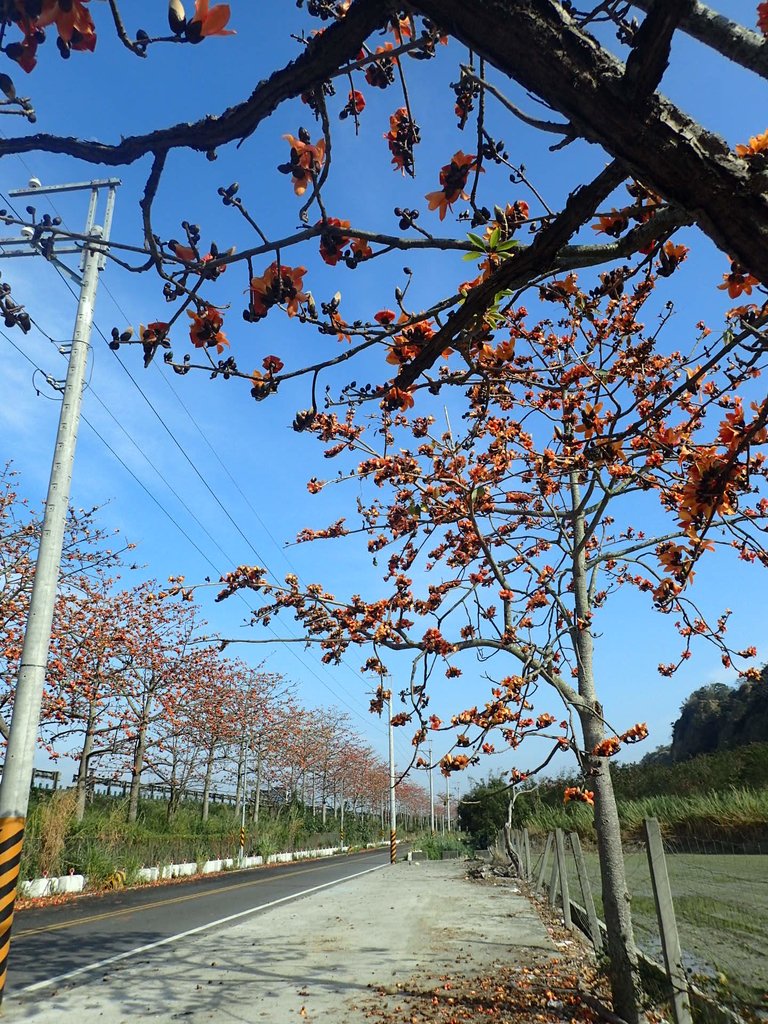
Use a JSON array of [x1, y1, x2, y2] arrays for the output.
[[14, 858, 356, 938]]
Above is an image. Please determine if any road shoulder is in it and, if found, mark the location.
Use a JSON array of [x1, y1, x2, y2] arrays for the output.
[[7, 859, 600, 1024]]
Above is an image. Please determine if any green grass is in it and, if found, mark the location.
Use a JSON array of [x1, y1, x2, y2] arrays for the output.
[[411, 830, 469, 860], [20, 791, 387, 882], [524, 787, 768, 843]]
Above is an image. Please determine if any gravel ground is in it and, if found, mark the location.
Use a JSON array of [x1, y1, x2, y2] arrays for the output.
[[7, 860, 560, 1024]]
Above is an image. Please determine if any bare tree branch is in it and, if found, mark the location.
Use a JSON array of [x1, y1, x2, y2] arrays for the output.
[[629, 0, 768, 80]]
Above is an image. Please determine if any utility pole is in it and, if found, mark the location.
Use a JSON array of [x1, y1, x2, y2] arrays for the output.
[[428, 741, 435, 835], [387, 687, 397, 864], [339, 780, 344, 850], [445, 775, 451, 832], [239, 734, 250, 865], [0, 178, 118, 1004]]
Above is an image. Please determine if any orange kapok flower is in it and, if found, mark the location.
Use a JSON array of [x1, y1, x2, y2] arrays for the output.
[[382, 385, 415, 411], [425, 151, 478, 220], [759, 3, 768, 35], [350, 236, 372, 262], [249, 262, 307, 319], [318, 218, 351, 266], [592, 209, 629, 237], [386, 319, 435, 366], [187, 305, 229, 354], [677, 447, 743, 534], [374, 309, 396, 325], [384, 107, 420, 176], [262, 354, 284, 375], [282, 134, 326, 196], [718, 262, 760, 299], [38, 0, 97, 51], [563, 787, 595, 806], [186, 0, 235, 41], [735, 127, 768, 158], [593, 736, 621, 758]]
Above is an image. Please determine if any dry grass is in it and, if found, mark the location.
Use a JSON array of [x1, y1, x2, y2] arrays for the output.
[[37, 788, 78, 877]]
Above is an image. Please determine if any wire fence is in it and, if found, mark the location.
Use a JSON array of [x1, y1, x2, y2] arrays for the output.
[[523, 825, 767, 1019]]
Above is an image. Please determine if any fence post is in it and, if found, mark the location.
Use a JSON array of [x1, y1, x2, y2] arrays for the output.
[[554, 828, 572, 929], [644, 818, 692, 1024], [548, 835, 560, 908], [523, 828, 531, 881], [569, 832, 602, 951], [536, 832, 553, 893]]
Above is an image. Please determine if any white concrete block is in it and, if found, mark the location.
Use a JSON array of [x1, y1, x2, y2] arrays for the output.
[[56, 874, 84, 893], [178, 862, 197, 877], [202, 859, 222, 874], [21, 877, 56, 898], [161, 864, 174, 879], [223, 858, 234, 868]]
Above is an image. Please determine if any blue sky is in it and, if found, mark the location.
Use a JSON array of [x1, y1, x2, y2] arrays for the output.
[[1, 1, 766, 788]]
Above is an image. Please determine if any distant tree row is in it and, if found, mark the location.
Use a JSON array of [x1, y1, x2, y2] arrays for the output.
[[1, 466, 429, 826]]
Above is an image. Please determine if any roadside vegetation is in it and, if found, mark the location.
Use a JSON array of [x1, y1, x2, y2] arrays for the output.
[[19, 789, 391, 884], [459, 743, 768, 845]]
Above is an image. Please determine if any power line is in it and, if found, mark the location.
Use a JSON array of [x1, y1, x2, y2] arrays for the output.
[[1, 326, 391, 739], [0, 185, 406, 753]]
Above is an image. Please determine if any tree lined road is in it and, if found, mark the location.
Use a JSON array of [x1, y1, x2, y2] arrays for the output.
[[9, 848, 390, 996]]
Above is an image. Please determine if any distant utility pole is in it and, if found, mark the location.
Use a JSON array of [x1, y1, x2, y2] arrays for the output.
[[387, 688, 397, 864], [445, 776, 451, 832], [239, 740, 248, 866], [0, 178, 118, 1004], [428, 741, 435, 835]]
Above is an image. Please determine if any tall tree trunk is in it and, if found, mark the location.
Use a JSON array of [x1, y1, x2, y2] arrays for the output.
[[251, 746, 262, 825], [128, 722, 147, 824], [167, 777, 179, 821], [571, 474, 642, 1023], [74, 706, 96, 822], [201, 742, 215, 823], [234, 735, 246, 816]]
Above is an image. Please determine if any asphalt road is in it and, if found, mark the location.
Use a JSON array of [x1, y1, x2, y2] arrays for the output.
[[8, 847, 391, 996]]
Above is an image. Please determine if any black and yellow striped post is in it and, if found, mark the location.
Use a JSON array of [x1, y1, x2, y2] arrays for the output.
[[389, 828, 397, 864], [0, 817, 25, 996], [339, 827, 344, 849], [239, 826, 246, 860]]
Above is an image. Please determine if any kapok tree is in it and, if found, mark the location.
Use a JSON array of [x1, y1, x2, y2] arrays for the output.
[[103, 579, 206, 822], [4, 4, 768, 1019], [215, 266, 768, 1018], [42, 571, 142, 821], [0, 464, 129, 744]]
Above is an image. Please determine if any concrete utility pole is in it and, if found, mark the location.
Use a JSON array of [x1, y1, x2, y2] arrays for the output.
[[387, 688, 397, 864], [0, 178, 118, 1004], [239, 733, 251, 865], [445, 776, 451, 832], [428, 741, 435, 835]]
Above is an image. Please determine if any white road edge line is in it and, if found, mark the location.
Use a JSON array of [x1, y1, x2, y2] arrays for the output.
[[15, 861, 388, 996]]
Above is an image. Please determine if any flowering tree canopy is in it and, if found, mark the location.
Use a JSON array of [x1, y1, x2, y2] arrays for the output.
[[3, 4, 768, 1020]]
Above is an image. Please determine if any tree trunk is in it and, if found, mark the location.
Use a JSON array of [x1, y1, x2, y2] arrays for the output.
[[251, 746, 262, 825], [570, 473, 642, 1023], [167, 774, 181, 820], [74, 706, 96, 823], [128, 723, 147, 824], [201, 742, 215, 824], [234, 736, 246, 816]]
